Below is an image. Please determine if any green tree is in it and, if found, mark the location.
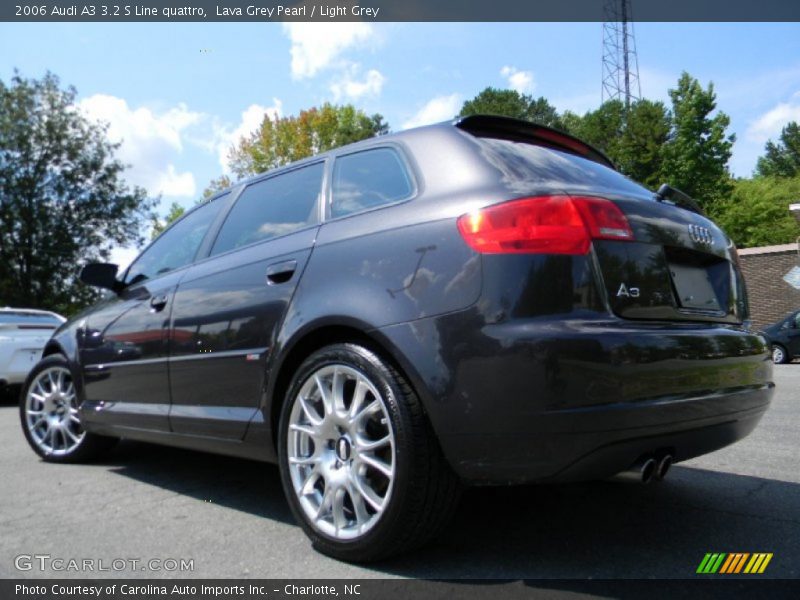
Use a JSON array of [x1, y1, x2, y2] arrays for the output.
[[562, 99, 670, 189], [563, 99, 625, 158], [225, 104, 388, 182], [710, 176, 800, 248], [660, 72, 735, 210], [203, 174, 232, 199], [459, 87, 564, 129], [616, 100, 671, 189], [0, 72, 153, 314], [756, 121, 800, 178]]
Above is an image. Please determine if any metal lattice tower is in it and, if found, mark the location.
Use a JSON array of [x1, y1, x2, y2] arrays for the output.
[[601, 0, 641, 109]]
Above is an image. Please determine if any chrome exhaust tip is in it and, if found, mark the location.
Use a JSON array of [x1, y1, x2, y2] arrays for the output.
[[655, 454, 673, 481], [613, 457, 657, 484]]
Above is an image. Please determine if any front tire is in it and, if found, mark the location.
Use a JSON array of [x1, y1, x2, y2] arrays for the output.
[[772, 344, 789, 364], [19, 355, 116, 462], [278, 343, 460, 562]]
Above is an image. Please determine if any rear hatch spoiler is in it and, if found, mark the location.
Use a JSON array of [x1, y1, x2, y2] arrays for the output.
[[455, 114, 616, 170]]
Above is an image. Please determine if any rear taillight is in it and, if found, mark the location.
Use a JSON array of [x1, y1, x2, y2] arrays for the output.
[[457, 195, 634, 255]]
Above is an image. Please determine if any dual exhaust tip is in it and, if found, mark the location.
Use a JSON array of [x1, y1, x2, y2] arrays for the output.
[[613, 453, 673, 484]]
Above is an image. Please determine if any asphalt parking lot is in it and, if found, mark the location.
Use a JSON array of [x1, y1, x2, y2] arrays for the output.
[[0, 366, 798, 580]]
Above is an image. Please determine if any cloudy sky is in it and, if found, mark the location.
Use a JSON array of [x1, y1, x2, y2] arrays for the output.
[[2, 21, 799, 265]]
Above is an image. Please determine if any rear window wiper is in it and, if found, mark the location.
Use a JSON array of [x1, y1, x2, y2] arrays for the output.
[[655, 184, 705, 216]]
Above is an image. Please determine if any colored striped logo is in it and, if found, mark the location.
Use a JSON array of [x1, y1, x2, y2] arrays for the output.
[[696, 552, 773, 574]]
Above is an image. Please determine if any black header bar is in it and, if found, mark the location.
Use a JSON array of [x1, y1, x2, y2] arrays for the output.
[[3, 0, 800, 23]]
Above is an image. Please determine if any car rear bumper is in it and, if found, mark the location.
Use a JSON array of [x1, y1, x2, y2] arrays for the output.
[[440, 384, 770, 484], [379, 313, 774, 484]]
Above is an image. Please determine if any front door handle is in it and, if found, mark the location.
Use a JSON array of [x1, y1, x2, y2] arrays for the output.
[[266, 260, 298, 285], [150, 294, 169, 312]]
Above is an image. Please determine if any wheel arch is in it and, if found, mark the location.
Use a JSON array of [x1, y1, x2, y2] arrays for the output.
[[266, 319, 433, 453], [42, 340, 67, 358]]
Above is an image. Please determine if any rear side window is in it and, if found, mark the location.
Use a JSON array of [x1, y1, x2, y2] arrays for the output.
[[475, 137, 652, 196], [331, 148, 413, 218], [211, 162, 323, 256]]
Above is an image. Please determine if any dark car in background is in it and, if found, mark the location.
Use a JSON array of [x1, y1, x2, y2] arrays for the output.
[[19, 116, 773, 561], [759, 310, 800, 363]]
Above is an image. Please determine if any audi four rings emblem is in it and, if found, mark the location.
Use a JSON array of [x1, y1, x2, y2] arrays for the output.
[[688, 224, 713, 245]]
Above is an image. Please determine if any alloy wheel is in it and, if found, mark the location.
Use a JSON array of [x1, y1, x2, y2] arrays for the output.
[[286, 364, 395, 540], [773, 345, 786, 364], [23, 366, 85, 456]]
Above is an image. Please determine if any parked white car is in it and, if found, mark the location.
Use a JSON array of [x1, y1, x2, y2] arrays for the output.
[[0, 308, 66, 388]]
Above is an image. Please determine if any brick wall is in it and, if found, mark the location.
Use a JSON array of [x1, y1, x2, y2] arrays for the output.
[[738, 244, 800, 331]]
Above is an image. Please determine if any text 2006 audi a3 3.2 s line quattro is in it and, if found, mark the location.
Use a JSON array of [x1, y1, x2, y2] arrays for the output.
[[19, 115, 773, 561]]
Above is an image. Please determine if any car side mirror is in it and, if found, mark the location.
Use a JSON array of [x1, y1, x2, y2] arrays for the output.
[[79, 263, 121, 292]]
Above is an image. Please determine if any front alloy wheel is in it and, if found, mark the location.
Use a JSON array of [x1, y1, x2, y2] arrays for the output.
[[23, 365, 84, 456], [279, 343, 461, 562], [20, 355, 116, 462]]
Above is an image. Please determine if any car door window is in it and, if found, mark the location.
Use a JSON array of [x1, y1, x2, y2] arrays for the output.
[[125, 196, 225, 286], [210, 162, 323, 257], [331, 148, 414, 218]]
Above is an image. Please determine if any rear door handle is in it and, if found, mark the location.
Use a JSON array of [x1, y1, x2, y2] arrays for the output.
[[150, 294, 169, 311], [266, 260, 298, 285]]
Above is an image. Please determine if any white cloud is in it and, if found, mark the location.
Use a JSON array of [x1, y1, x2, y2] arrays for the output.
[[283, 23, 375, 79], [402, 94, 461, 130], [78, 94, 199, 198], [500, 66, 535, 94], [331, 68, 386, 101], [403, 94, 461, 129], [214, 100, 283, 173], [746, 95, 800, 144], [155, 165, 196, 197]]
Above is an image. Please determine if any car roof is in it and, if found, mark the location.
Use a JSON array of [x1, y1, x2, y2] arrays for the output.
[[219, 114, 617, 194]]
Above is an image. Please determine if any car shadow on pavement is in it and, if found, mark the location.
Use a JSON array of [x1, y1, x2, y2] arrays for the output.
[[377, 466, 800, 579], [101, 439, 799, 578], [102, 439, 295, 526], [0, 385, 20, 406]]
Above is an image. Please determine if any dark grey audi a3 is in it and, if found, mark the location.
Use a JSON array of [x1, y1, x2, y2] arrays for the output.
[[19, 115, 773, 561]]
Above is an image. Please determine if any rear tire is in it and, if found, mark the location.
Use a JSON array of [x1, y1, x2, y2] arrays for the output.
[[772, 344, 789, 364], [278, 343, 460, 562], [19, 355, 117, 463]]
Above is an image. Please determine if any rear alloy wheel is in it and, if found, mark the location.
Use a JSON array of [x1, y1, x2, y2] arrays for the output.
[[772, 344, 789, 364], [286, 364, 394, 540], [20, 355, 116, 462], [278, 343, 460, 562]]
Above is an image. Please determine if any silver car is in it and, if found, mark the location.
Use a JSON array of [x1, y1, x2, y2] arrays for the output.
[[0, 308, 65, 389]]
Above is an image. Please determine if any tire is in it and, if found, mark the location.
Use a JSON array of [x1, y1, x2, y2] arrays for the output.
[[772, 344, 789, 364], [19, 355, 117, 463], [278, 343, 461, 562]]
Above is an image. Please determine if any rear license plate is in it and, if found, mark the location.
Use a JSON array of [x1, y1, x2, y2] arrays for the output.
[[668, 263, 721, 311]]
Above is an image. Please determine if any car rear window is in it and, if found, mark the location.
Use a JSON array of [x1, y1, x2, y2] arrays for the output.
[[0, 312, 62, 326], [475, 137, 653, 197], [331, 148, 414, 218]]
